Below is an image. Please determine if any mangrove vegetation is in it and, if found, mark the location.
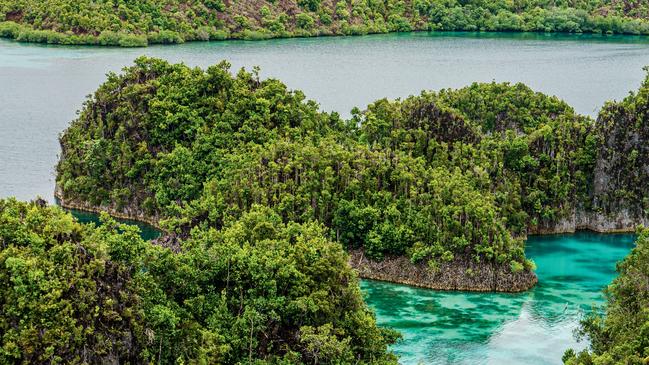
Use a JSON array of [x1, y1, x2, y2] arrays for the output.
[[2, 0, 649, 46]]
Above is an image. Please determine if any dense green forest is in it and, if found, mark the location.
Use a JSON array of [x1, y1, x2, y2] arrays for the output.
[[54, 56, 649, 273], [55, 56, 599, 276], [563, 227, 649, 364], [0, 198, 398, 364], [1, 0, 649, 46], [3, 201, 646, 364], [50, 58, 649, 362]]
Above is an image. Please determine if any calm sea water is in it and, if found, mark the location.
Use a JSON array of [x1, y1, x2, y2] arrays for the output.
[[3, 32, 649, 202], [70, 209, 161, 241], [0, 32, 645, 364], [362, 232, 635, 364]]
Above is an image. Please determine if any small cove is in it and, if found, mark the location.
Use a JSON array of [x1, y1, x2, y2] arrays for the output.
[[362, 232, 634, 364]]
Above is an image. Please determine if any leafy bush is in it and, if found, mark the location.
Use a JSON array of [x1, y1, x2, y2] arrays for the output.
[[116, 33, 147, 47], [296, 13, 315, 30], [0, 199, 398, 364], [148, 30, 184, 44]]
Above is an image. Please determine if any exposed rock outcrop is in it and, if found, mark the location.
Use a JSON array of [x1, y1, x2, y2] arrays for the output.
[[54, 187, 162, 229], [349, 250, 537, 293], [529, 209, 649, 235]]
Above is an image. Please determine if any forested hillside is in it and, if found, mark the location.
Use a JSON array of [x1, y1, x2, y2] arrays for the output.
[[55, 56, 617, 292], [0, 198, 398, 364], [1, 0, 649, 46], [589, 69, 649, 229]]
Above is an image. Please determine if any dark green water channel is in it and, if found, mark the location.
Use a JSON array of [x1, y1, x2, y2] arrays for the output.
[[69, 209, 161, 241], [1, 31, 645, 364]]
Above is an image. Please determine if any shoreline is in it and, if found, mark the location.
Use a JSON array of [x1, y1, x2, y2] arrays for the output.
[[54, 188, 163, 231], [56, 191, 640, 293], [349, 250, 538, 293], [2, 26, 649, 48]]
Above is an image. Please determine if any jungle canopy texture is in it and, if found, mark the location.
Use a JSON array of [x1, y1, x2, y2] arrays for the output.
[[2, 0, 649, 46]]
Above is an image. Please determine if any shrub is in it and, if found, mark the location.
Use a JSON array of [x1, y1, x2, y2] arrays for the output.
[[117, 33, 147, 47], [148, 30, 184, 44], [296, 13, 315, 29]]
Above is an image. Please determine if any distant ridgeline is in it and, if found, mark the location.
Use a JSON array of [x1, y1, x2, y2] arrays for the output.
[[54, 58, 648, 293], [1, 0, 649, 46]]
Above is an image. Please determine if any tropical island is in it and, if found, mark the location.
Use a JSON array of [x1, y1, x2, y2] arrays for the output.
[[54, 57, 649, 294], [0, 56, 646, 363], [1, 0, 649, 46]]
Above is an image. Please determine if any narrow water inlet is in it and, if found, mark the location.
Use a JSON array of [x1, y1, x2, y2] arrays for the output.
[[68, 209, 634, 365]]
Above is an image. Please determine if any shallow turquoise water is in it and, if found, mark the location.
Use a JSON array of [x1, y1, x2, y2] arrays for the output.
[[362, 232, 635, 364]]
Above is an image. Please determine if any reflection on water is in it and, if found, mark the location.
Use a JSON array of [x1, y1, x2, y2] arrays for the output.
[[361, 232, 635, 364]]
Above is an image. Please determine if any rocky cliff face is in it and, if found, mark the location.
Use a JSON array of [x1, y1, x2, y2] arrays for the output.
[[589, 96, 649, 228], [349, 250, 537, 293], [529, 210, 649, 235], [531, 75, 649, 236]]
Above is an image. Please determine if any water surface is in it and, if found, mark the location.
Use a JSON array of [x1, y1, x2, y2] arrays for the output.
[[70, 209, 161, 241], [363, 232, 634, 364], [2, 32, 649, 202]]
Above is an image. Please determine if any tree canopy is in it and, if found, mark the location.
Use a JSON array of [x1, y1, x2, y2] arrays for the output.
[[0, 198, 398, 364], [1, 0, 649, 46], [55, 57, 610, 281]]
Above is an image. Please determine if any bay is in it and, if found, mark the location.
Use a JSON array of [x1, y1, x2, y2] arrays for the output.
[[2, 32, 649, 202], [1, 31, 646, 364]]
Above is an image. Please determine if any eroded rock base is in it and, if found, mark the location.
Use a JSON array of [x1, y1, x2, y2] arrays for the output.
[[349, 250, 538, 293]]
